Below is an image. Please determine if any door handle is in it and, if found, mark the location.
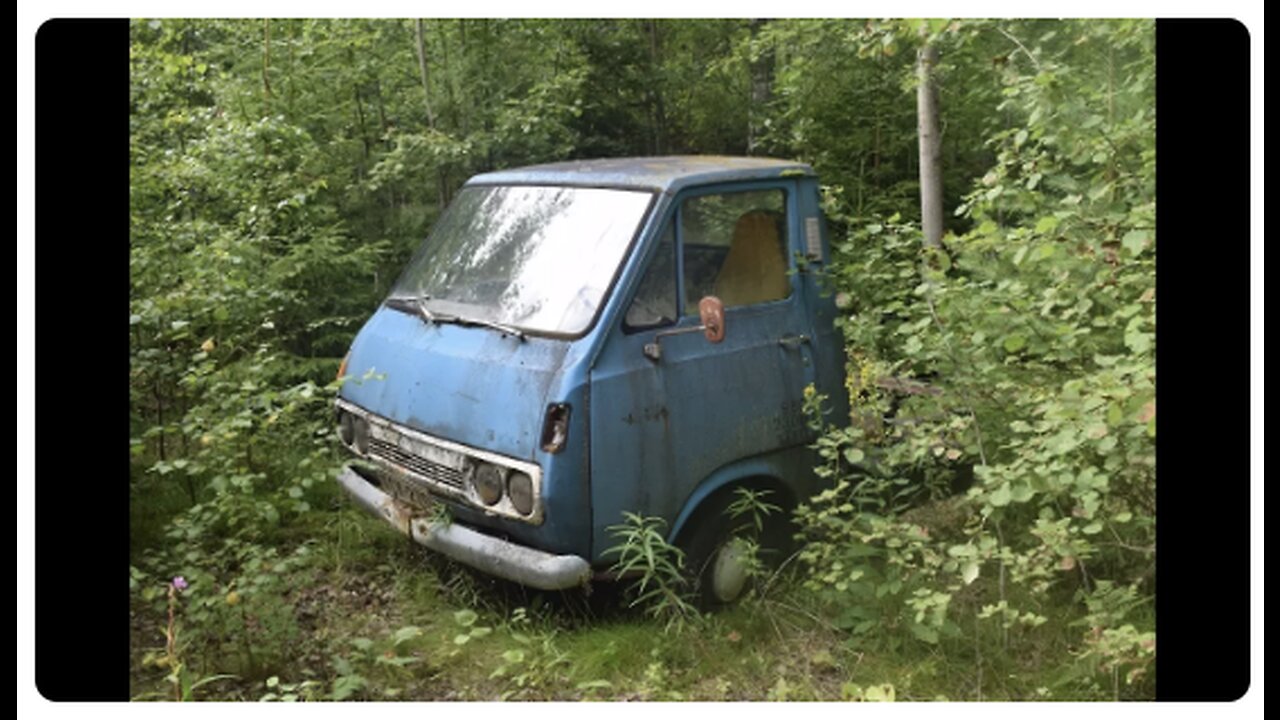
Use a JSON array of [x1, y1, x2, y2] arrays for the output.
[[778, 334, 811, 349]]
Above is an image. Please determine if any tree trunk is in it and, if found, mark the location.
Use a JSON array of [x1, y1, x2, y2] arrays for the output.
[[747, 19, 774, 155], [261, 20, 272, 118], [916, 42, 944, 248], [413, 19, 437, 129], [414, 19, 447, 208], [645, 20, 668, 155]]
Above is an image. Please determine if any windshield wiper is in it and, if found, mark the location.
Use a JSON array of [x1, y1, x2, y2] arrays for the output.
[[385, 295, 525, 341], [451, 316, 526, 342], [385, 294, 451, 325]]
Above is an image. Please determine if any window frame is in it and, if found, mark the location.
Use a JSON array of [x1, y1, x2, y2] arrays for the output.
[[620, 215, 679, 333], [676, 181, 795, 316], [620, 179, 798, 335]]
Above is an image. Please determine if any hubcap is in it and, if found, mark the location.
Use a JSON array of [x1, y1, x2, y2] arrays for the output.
[[711, 538, 748, 602]]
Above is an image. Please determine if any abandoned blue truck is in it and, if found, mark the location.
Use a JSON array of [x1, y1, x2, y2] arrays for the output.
[[335, 156, 851, 604]]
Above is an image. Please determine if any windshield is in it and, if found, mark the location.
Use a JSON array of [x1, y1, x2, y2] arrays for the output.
[[388, 185, 654, 335]]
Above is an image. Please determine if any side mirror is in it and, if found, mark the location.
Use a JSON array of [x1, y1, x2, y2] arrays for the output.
[[643, 295, 727, 361], [698, 296, 725, 343]]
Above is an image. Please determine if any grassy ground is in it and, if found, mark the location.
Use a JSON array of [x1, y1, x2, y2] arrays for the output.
[[129, 487, 1140, 702]]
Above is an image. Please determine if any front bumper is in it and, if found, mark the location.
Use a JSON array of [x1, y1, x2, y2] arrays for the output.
[[336, 466, 592, 591]]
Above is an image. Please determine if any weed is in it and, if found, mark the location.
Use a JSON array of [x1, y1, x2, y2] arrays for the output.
[[602, 512, 701, 633], [489, 630, 571, 699], [133, 576, 238, 701], [259, 675, 323, 702], [449, 608, 494, 651]]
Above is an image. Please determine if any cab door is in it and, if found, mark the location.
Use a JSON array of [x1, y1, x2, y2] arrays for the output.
[[588, 181, 817, 563]]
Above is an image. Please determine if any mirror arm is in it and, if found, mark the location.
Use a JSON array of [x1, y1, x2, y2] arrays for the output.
[[643, 324, 709, 362]]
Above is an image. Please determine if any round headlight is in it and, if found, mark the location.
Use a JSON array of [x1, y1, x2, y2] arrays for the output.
[[507, 472, 534, 516], [338, 411, 354, 445], [472, 463, 504, 506], [352, 416, 369, 454]]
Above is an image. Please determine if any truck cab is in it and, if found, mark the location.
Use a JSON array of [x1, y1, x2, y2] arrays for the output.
[[335, 156, 850, 602]]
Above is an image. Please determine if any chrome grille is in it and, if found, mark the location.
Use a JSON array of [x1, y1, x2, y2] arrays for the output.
[[368, 437, 466, 489]]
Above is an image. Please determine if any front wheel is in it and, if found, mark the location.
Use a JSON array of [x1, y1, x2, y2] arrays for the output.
[[678, 489, 794, 608]]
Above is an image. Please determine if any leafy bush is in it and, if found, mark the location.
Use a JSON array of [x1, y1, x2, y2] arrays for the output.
[[796, 19, 1155, 696]]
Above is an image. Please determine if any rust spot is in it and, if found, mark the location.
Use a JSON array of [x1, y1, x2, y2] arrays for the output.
[[379, 497, 414, 535]]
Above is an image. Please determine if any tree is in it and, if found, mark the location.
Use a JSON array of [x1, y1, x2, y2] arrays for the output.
[[916, 39, 944, 247]]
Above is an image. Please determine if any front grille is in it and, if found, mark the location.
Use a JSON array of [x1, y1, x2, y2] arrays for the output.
[[368, 437, 466, 489]]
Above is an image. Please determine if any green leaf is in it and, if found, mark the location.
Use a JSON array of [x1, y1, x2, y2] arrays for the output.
[[864, 683, 896, 702], [331, 674, 366, 701], [576, 679, 614, 691], [844, 448, 865, 464], [1125, 328, 1152, 354], [1010, 485, 1035, 503], [908, 623, 939, 644], [453, 609, 478, 627], [1034, 215, 1059, 234], [1003, 334, 1027, 353], [989, 485, 1012, 507], [392, 625, 422, 646], [961, 562, 980, 585], [1122, 230, 1150, 256]]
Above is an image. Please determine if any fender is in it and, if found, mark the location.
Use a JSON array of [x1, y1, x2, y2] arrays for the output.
[[667, 444, 814, 544]]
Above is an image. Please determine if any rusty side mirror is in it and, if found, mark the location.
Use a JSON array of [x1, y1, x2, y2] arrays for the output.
[[698, 295, 725, 343], [643, 295, 728, 361]]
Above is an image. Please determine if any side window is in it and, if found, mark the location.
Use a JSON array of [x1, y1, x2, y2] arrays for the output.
[[624, 221, 677, 330], [680, 189, 789, 313]]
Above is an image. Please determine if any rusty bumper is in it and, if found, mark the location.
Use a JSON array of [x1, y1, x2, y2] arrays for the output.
[[336, 466, 592, 591]]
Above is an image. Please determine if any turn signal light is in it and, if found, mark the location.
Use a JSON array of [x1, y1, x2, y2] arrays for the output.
[[540, 403, 571, 453], [336, 352, 350, 381]]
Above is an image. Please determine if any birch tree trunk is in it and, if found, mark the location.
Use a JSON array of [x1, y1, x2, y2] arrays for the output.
[[916, 41, 944, 248]]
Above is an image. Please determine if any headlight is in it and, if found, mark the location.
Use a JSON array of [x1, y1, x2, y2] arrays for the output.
[[352, 416, 369, 454], [507, 472, 534, 516], [473, 463, 505, 506], [338, 411, 354, 445]]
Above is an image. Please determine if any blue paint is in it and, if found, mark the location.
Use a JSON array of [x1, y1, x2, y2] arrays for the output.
[[338, 157, 850, 574]]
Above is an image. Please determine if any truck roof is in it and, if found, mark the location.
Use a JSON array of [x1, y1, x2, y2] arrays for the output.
[[465, 155, 815, 194]]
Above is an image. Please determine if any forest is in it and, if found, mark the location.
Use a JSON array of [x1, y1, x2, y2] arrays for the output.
[[129, 18, 1156, 701]]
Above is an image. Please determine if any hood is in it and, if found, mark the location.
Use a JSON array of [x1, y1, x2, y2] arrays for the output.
[[339, 306, 570, 460]]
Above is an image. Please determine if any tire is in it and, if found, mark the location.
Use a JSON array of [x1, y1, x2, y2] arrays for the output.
[[677, 487, 795, 609]]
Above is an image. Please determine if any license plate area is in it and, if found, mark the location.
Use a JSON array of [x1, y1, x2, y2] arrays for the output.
[[379, 469, 440, 515]]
